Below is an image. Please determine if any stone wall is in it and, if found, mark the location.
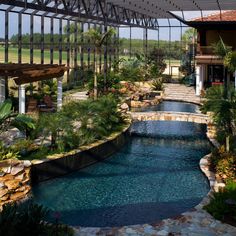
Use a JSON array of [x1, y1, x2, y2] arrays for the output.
[[0, 160, 31, 209]]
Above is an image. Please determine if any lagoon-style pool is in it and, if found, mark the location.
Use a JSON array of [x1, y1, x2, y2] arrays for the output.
[[32, 120, 210, 227]]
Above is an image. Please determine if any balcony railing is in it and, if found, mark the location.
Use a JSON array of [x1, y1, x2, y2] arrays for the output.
[[197, 45, 233, 55]]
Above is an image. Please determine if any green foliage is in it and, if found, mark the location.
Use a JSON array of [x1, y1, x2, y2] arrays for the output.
[[224, 51, 236, 73], [0, 99, 35, 137], [0, 141, 19, 161], [204, 182, 236, 222], [119, 55, 145, 82], [181, 28, 196, 43], [211, 148, 236, 182], [201, 85, 236, 143], [152, 78, 164, 91], [12, 139, 38, 157], [84, 28, 116, 48], [36, 112, 73, 149], [213, 37, 231, 59], [24, 94, 125, 159], [62, 94, 125, 139], [0, 99, 16, 132], [88, 72, 121, 95], [0, 202, 74, 236], [147, 47, 167, 77], [11, 114, 36, 139]]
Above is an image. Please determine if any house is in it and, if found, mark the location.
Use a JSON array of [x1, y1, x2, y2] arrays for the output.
[[186, 11, 236, 96]]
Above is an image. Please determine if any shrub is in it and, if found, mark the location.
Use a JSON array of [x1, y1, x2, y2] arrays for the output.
[[12, 139, 38, 157], [0, 202, 74, 236], [88, 72, 121, 95], [204, 182, 236, 223], [152, 78, 164, 91], [0, 141, 19, 161]]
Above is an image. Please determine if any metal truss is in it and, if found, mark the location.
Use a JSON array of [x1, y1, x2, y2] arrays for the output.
[[0, 0, 159, 29]]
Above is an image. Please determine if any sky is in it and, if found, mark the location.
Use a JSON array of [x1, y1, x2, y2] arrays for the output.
[[0, 10, 217, 41]]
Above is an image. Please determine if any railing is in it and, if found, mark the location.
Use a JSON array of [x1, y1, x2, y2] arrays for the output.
[[197, 45, 233, 55]]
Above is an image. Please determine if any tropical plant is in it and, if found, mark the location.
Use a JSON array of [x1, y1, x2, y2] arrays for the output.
[[224, 51, 236, 73], [152, 78, 164, 91], [147, 47, 167, 77], [201, 85, 236, 151], [88, 72, 121, 95], [0, 141, 19, 161], [0, 99, 35, 136], [36, 112, 73, 149], [213, 37, 231, 59], [84, 27, 116, 99], [204, 181, 236, 223], [0, 202, 74, 236]]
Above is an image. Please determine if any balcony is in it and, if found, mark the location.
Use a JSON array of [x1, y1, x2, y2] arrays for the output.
[[197, 45, 233, 55]]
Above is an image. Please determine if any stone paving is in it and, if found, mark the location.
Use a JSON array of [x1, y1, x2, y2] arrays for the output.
[[164, 84, 201, 105]]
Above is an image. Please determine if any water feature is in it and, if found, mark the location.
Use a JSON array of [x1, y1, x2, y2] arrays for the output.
[[32, 120, 211, 227], [131, 101, 200, 113]]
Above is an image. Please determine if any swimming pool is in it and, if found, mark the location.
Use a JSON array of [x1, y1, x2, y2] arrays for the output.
[[32, 120, 210, 227], [131, 101, 200, 113]]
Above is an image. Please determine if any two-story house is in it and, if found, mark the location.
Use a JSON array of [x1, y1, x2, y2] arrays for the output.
[[185, 10, 236, 96]]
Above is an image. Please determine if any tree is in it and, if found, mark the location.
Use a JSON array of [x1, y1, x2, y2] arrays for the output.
[[84, 27, 116, 99], [201, 86, 236, 152], [181, 28, 196, 44]]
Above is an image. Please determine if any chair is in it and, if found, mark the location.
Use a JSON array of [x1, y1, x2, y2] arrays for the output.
[[27, 97, 38, 113], [39, 95, 56, 112]]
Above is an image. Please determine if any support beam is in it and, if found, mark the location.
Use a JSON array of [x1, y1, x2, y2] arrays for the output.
[[129, 26, 132, 58], [0, 78, 5, 103], [18, 13, 22, 64], [196, 65, 203, 96], [57, 77, 63, 111], [104, 0, 108, 91], [19, 84, 25, 114]]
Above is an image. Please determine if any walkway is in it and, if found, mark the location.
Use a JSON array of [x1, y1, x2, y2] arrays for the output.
[[164, 83, 201, 105], [64, 91, 88, 102]]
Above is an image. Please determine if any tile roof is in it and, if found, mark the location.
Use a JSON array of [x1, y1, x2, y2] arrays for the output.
[[193, 10, 236, 22]]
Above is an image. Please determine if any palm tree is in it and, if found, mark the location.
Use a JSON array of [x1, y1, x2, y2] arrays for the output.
[[84, 27, 116, 99], [201, 86, 236, 152]]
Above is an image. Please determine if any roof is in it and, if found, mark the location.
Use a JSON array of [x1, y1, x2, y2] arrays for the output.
[[193, 10, 236, 22]]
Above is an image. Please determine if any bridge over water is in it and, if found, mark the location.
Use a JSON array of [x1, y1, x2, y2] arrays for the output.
[[131, 111, 209, 124]]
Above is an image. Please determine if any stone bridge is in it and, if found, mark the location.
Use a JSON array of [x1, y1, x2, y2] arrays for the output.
[[130, 111, 210, 124]]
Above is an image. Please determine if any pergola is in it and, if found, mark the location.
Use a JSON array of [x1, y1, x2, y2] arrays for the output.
[[1, 0, 236, 112], [0, 63, 67, 113]]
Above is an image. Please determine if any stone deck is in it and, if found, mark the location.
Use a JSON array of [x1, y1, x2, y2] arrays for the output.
[[164, 84, 201, 105]]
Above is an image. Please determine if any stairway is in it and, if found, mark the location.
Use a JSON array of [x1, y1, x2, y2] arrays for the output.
[[164, 83, 201, 104]]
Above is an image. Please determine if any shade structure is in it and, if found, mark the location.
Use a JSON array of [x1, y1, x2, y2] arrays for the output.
[[1, 1, 236, 30], [107, 0, 236, 18], [0, 64, 67, 85]]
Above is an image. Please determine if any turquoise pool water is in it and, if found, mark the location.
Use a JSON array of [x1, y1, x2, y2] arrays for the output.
[[131, 101, 200, 113], [32, 121, 211, 227]]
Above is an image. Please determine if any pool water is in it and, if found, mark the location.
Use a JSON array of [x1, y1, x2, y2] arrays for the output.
[[32, 121, 211, 227], [131, 101, 200, 113]]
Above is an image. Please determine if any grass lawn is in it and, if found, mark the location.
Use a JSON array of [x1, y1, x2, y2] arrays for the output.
[[0, 47, 180, 65]]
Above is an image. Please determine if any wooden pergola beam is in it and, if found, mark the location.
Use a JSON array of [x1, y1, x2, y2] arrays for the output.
[[0, 63, 68, 85]]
